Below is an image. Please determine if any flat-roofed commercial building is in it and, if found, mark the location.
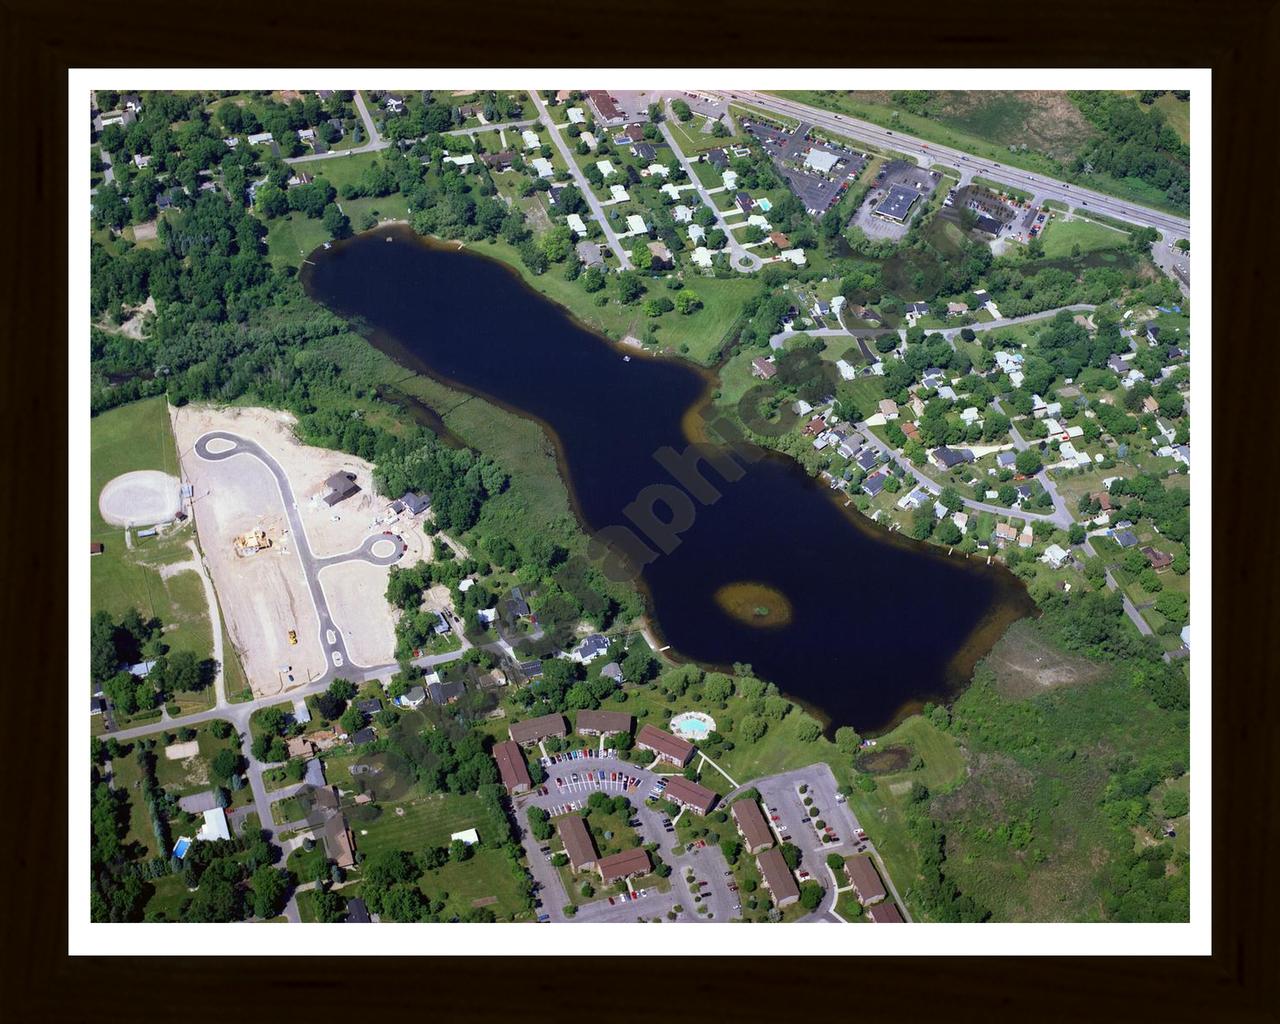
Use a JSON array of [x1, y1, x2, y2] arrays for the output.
[[636, 723, 695, 767], [844, 854, 886, 905], [509, 713, 567, 746], [732, 799, 774, 854], [756, 846, 800, 908], [576, 709, 633, 737], [597, 847, 651, 884], [492, 740, 532, 795], [663, 775, 717, 816], [557, 814, 598, 872]]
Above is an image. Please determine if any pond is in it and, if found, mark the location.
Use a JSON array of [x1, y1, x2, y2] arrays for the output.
[[303, 227, 1034, 733]]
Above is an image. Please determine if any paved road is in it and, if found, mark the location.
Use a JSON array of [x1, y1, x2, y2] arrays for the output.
[[991, 398, 1074, 528], [723, 91, 1191, 242], [658, 114, 762, 273], [529, 90, 632, 270], [285, 90, 385, 165], [855, 423, 1060, 524]]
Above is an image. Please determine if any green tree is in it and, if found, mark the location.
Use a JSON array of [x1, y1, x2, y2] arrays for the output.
[[250, 866, 290, 919]]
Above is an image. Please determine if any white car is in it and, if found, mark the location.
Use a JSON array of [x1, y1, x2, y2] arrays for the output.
[[326, 629, 337, 644], [331, 651, 344, 668]]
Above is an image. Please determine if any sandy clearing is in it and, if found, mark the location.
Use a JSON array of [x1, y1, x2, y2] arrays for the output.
[[164, 740, 200, 760], [173, 410, 326, 696], [99, 470, 181, 526], [317, 560, 398, 667], [171, 404, 428, 695]]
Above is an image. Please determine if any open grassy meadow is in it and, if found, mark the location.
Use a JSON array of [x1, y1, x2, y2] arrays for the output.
[[1040, 217, 1130, 259]]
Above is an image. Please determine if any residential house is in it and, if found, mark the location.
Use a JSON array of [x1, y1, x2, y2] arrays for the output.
[[861, 473, 886, 498], [930, 446, 974, 470], [576, 709, 633, 737], [576, 241, 604, 268], [994, 522, 1018, 547], [751, 357, 777, 380], [322, 471, 359, 506], [558, 814, 598, 872], [398, 685, 426, 710], [509, 713, 568, 746], [1041, 543, 1070, 569], [878, 399, 899, 420], [1143, 546, 1174, 572], [571, 634, 609, 664], [735, 191, 755, 214], [598, 847, 651, 884], [636, 723, 695, 767], [482, 151, 516, 171], [844, 855, 887, 905], [732, 799, 774, 855], [663, 776, 717, 816], [756, 847, 800, 908], [647, 240, 673, 269], [492, 739, 532, 795]]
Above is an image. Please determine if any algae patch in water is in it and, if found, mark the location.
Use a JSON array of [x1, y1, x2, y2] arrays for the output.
[[713, 582, 793, 629]]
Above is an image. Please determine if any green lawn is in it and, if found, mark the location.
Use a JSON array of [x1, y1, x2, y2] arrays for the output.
[[143, 873, 194, 922], [91, 398, 216, 712], [152, 720, 239, 795], [265, 212, 332, 268], [1040, 218, 1130, 259]]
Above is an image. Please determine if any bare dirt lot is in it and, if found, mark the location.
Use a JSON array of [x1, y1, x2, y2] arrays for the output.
[[985, 620, 1108, 699], [171, 405, 428, 695], [318, 559, 398, 667], [99, 469, 181, 526]]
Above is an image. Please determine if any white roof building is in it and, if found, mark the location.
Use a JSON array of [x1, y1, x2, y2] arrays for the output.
[[721, 170, 738, 189], [780, 249, 807, 266], [836, 359, 857, 381], [247, 132, 273, 145], [451, 828, 481, 845], [691, 247, 714, 268], [444, 153, 475, 166], [522, 129, 541, 150], [672, 204, 693, 223], [960, 407, 981, 426], [566, 213, 588, 237], [647, 163, 670, 177], [596, 159, 615, 178], [196, 807, 231, 843], [1041, 543, 1070, 569], [688, 223, 706, 243], [581, 131, 598, 150], [609, 183, 629, 202], [567, 107, 585, 124], [531, 157, 555, 178], [626, 214, 648, 234], [747, 214, 772, 230], [660, 183, 681, 200], [803, 149, 840, 173]]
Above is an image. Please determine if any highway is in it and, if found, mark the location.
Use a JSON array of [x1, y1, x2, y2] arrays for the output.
[[721, 91, 1191, 242]]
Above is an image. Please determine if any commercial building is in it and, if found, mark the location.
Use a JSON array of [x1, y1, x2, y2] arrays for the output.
[[663, 775, 717, 816], [557, 814, 598, 872], [492, 739, 532, 795], [756, 846, 800, 908], [731, 799, 774, 855], [636, 723, 695, 767], [874, 184, 921, 223]]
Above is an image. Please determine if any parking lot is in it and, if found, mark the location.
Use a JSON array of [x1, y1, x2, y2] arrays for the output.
[[752, 765, 870, 874]]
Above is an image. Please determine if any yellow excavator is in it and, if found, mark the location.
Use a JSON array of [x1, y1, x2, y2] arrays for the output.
[[287, 629, 298, 646]]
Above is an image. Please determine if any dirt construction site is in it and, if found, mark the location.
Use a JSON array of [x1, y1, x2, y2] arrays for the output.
[[171, 405, 430, 697]]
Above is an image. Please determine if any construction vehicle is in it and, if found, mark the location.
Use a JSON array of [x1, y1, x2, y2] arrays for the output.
[[287, 630, 298, 646], [234, 528, 271, 556]]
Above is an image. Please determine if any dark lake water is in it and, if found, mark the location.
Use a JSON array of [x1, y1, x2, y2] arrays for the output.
[[303, 228, 1033, 733]]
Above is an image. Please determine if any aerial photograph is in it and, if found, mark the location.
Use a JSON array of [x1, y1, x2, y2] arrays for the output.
[[84, 81, 1196, 929]]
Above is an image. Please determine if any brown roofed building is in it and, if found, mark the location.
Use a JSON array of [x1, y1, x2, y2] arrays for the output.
[[868, 901, 904, 923], [90, 542, 104, 555], [492, 740, 532, 795], [597, 847, 651, 884], [664, 775, 717, 815], [587, 90, 623, 124], [1091, 491, 1114, 512], [557, 814, 598, 872], [844, 855, 886, 905], [732, 798, 773, 855], [321, 813, 356, 869], [752, 356, 777, 380], [481, 150, 516, 171], [576, 709, 633, 737], [769, 231, 791, 249], [902, 421, 921, 442], [756, 846, 799, 908], [636, 723, 695, 767], [508, 713, 568, 746], [1142, 546, 1173, 572]]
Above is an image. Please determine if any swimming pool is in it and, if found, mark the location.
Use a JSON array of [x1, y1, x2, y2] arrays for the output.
[[172, 836, 192, 859], [757, 197, 773, 211], [670, 711, 716, 739]]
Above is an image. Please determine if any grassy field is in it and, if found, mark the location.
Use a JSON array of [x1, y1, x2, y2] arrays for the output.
[[265, 211, 331, 268], [772, 90, 1186, 214], [91, 398, 216, 709], [1040, 217, 1130, 259], [1151, 93, 1190, 144], [152, 720, 239, 795]]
